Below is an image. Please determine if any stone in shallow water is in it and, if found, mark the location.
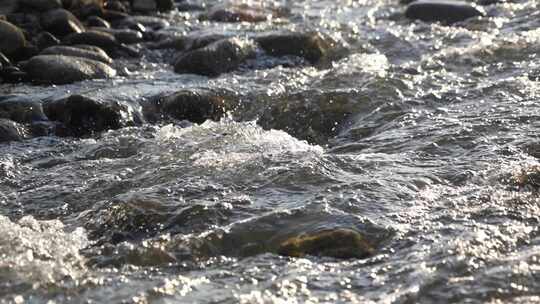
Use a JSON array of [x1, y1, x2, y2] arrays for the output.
[[405, 0, 485, 24], [0, 20, 26, 56], [40, 45, 113, 64], [0, 96, 47, 123], [62, 30, 117, 53], [255, 31, 342, 64], [205, 4, 269, 23], [23, 54, 116, 84], [44, 94, 129, 136], [277, 228, 375, 259], [0, 118, 26, 142], [41, 8, 85, 37], [173, 37, 256, 76], [150, 88, 231, 124], [34, 31, 60, 50]]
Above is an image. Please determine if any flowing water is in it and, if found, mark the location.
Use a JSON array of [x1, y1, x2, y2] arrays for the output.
[[2, 0, 540, 303]]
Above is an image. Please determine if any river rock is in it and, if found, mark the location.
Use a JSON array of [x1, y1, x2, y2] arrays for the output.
[[132, 0, 173, 12], [0, 119, 26, 142], [86, 15, 111, 28], [205, 4, 268, 22], [44, 94, 128, 136], [0, 96, 47, 123], [153, 89, 229, 123], [23, 55, 116, 84], [0, 52, 11, 67], [62, 30, 117, 53], [34, 31, 60, 50], [90, 28, 143, 44], [41, 9, 85, 37], [256, 31, 341, 64], [405, 0, 485, 24], [19, 0, 62, 11], [151, 33, 228, 51], [40, 45, 113, 64], [277, 228, 375, 259], [0, 20, 26, 56], [173, 37, 256, 76]]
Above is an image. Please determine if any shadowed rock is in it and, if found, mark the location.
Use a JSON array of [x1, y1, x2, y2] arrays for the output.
[[34, 31, 60, 50], [19, 0, 62, 11], [23, 55, 116, 84], [0, 20, 26, 56], [40, 45, 113, 64], [62, 30, 140, 57], [173, 37, 256, 76], [41, 9, 85, 37], [405, 0, 485, 24], [0, 96, 47, 123]]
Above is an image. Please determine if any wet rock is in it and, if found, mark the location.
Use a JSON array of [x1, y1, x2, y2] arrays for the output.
[[19, 0, 62, 11], [0, 52, 11, 67], [40, 45, 113, 64], [255, 31, 342, 64], [62, 30, 116, 53], [177, 1, 204, 11], [278, 228, 375, 259], [41, 9, 85, 37], [205, 4, 268, 22], [173, 37, 256, 76], [101, 9, 129, 22], [86, 15, 111, 28], [0, 66, 28, 83], [152, 88, 229, 123], [0, 0, 17, 15], [34, 31, 60, 50], [151, 33, 228, 51], [0, 119, 26, 142], [118, 16, 169, 30], [405, 0, 485, 24], [23, 55, 116, 84], [90, 28, 143, 44], [0, 20, 26, 56], [44, 94, 128, 136], [104, 0, 128, 13], [0, 96, 47, 123], [252, 90, 358, 144]]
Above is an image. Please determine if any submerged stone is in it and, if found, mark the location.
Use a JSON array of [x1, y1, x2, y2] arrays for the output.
[[23, 55, 116, 84], [0, 96, 47, 123], [405, 0, 485, 24], [173, 37, 256, 76], [277, 228, 375, 259]]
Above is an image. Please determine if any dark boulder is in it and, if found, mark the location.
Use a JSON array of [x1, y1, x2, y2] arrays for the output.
[[0, 20, 26, 56], [34, 32, 60, 50], [41, 9, 85, 37], [255, 31, 342, 64], [44, 94, 128, 136], [148, 88, 231, 123], [40, 45, 113, 64], [0, 66, 28, 83], [0, 52, 11, 67], [23, 55, 116, 84], [405, 0, 485, 24], [173, 37, 256, 76], [0, 119, 26, 142]]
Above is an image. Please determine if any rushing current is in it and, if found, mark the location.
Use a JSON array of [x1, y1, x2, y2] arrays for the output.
[[2, 0, 540, 303]]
